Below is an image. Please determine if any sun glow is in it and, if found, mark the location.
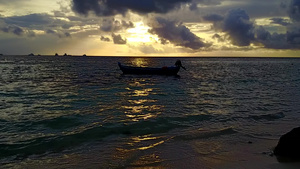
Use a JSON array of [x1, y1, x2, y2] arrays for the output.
[[127, 22, 149, 34], [127, 22, 156, 43]]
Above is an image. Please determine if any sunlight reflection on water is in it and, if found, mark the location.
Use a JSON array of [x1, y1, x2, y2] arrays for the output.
[[131, 58, 149, 67], [120, 77, 164, 122]]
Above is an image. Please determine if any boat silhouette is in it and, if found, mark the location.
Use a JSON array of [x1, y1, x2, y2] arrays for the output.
[[118, 60, 185, 75]]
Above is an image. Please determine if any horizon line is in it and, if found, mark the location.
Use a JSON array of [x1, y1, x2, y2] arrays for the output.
[[1, 54, 300, 58]]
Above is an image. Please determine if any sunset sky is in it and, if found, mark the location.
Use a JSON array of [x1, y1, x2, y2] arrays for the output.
[[0, 0, 299, 56]]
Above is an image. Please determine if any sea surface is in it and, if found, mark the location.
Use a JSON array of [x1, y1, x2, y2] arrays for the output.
[[0, 56, 300, 168]]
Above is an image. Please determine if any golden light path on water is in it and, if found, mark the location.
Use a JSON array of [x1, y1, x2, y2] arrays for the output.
[[122, 80, 163, 122], [112, 57, 171, 166], [121, 58, 164, 122]]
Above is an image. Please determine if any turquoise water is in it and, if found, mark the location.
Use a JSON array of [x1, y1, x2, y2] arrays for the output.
[[0, 56, 300, 168]]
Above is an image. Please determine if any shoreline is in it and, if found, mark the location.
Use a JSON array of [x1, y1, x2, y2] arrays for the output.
[[2, 133, 300, 169]]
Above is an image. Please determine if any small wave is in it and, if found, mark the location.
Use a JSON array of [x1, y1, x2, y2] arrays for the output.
[[248, 112, 285, 121], [0, 114, 212, 160], [175, 127, 236, 141], [33, 116, 84, 130]]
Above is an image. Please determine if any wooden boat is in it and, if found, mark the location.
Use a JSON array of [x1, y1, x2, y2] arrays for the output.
[[118, 60, 185, 75]]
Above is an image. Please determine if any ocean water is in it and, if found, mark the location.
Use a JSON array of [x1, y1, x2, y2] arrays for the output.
[[0, 56, 300, 168]]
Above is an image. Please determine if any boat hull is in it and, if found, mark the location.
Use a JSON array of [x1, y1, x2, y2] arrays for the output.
[[118, 62, 180, 75]]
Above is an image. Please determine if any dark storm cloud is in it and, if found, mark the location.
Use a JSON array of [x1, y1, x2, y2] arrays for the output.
[[64, 32, 71, 38], [270, 18, 291, 26], [122, 20, 134, 29], [218, 9, 255, 46], [256, 0, 300, 49], [198, 0, 286, 19], [202, 14, 224, 22], [212, 33, 225, 42], [189, 2, 198, 11], [288, 0, 300, 22], [1, 13, 76, 32], [72, 0, 191, 16], [205, 7, 300, 49], [1, 26, 24, 36], [196, 0, 222, 6], [287, 30, 300, 44], [100, 19, 113, 32], [100, 18, 134, 32], [255, 26, 300, 49], [112, 33, 127, 44], [0, 12, 86, 40], [11, 26, 24, 36], [280, 1, 288, 8], [255, 26, 289, 49], [45, 29, 71, 38], [148, 17, 210, 50], [100, 36, 111, 42], [56, 32, 72, 38], [255, 26, 270, 41], [0, 25, 36, 37], [46, 29, 56, 34]]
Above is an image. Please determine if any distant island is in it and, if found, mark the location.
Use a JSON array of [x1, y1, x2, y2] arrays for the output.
[[63, 53, 72, 56]]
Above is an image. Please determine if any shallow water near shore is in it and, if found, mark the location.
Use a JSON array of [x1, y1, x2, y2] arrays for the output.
[[1, 56, 300, 168]]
